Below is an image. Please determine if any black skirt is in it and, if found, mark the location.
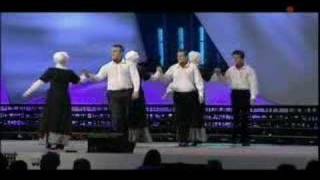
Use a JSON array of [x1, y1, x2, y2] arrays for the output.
[[40, 90, 72, 135], [128, 89, 148, 128]]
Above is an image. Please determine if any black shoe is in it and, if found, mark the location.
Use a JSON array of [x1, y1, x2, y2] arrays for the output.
[[192, 142, 198, 146], [192, 141, 202, 146], [242, 142, 250, 146], [231, 138, 239, 144], [179, 142, 188, 147]]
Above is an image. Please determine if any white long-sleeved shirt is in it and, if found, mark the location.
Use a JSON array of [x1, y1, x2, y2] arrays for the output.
[[163, 62, 204, 97], [92, 59, 140, 93], [224, 64, 258, 100]]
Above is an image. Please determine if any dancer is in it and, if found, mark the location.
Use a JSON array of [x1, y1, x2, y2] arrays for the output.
[[160, 49, 204, 147], [213, 50, 258, 146], [84, 44, 140, 140], [23, 51, 86, 150], [163, 51, 207, 146], [125, 51, 161, 143], [187, 51, 207, 146]]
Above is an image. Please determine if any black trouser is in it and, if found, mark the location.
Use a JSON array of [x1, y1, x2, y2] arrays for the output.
[[231, 89, 250, 143], [173, 91, 199, 143], [107, 89, 133, 136]]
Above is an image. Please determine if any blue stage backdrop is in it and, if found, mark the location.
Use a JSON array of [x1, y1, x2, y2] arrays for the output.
[[1, 13, 148, 104], [1, 13, 317, 105], [196, 13, 318, 105]]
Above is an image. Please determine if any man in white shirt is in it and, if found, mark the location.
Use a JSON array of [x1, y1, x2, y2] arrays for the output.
[[85, 44, 140, 137], [215, 50, 258, 146], [162, 49, 204, 147]]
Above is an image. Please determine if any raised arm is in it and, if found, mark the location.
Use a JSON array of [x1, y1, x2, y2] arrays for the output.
[[193, 66, 205, 103], [149, 66, 163, 81], [162, 82, 174, 100], [248, 68, 258, 100], [23, 80, 46, 97], [210, 68, 230, 85], [129, 63, 140, 94], [161, 66, 175, 83], [87, 65, 108, 82], [79, 73, 88, 83]]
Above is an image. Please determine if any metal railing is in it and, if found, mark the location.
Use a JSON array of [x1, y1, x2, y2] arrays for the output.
[[0, 104, 318, 144]]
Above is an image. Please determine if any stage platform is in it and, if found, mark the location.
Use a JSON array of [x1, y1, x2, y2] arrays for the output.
[[1, 140, 317, 170]]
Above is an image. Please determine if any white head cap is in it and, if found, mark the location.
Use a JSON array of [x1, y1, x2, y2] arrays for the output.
[[125, 50, 140, 64], [53, 51, 69, 65], [188, 51, 201, 66]]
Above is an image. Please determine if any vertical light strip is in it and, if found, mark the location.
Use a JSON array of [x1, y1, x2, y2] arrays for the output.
[[157, 28, 164, 66], [199, 26, 205, 64], [178, 27, 184, 49]]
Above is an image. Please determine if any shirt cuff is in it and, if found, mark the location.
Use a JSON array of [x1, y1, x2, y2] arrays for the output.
[[250, 95, 256, 100], [133, 88, 139, 93], [198, 91, 204, 98]]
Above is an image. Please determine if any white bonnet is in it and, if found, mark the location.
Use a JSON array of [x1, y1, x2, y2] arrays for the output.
[[188, 51, 201, 64], [53, 51, 69, 64], [125, 50, 140, 63]]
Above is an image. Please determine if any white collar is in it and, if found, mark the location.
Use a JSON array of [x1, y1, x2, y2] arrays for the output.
[[55, 63, 68, 70], [178, 62, 191, 68], [112, 58, 126, 64], [233, 64, 247, 70]]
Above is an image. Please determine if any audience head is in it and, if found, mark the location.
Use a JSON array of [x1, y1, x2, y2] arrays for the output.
[[9, 160, 28, 171], [73, 158, 91, 170], [306, 160, 320, 171], [207, 160, 223, 170], [0, 153, 9, 170], [40, 152, 60, 170], [277, 164, 297, 171], [143, 149, 161, 167]]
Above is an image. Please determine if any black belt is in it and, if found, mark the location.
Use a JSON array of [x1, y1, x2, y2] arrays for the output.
[[174, 90, 197, 94], [108, 88, 133, 92], [232, 89, 250, 92]]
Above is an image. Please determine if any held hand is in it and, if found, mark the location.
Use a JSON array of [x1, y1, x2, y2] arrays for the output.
[[80, 73, 87, 79], [250, 98, 256, 105], [79, 73, 88, 83], [85, 72, 96, 81], [81, 70, 90, 78], [132, 91, 139, 100], [85, 72, 93, 79], [156, 66, 163, 74], [198, 95, 204, 104], [215, 72, 223, 79], [22, 91, 31, 98], [161, 93, 169, 100]]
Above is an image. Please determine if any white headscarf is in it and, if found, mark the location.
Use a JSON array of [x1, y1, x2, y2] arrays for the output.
[[188, 51, 201, 66], [125, 50, 140, 65], [53, 51, 69, 65]]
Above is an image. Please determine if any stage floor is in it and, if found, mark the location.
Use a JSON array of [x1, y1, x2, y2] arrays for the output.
[[1, 140, 317, 170]]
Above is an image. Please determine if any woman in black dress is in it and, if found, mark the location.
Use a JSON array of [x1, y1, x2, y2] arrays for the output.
[[188, 51, 208, 146], [125, 51, 153, 143], [23, 51, 85, 150]]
